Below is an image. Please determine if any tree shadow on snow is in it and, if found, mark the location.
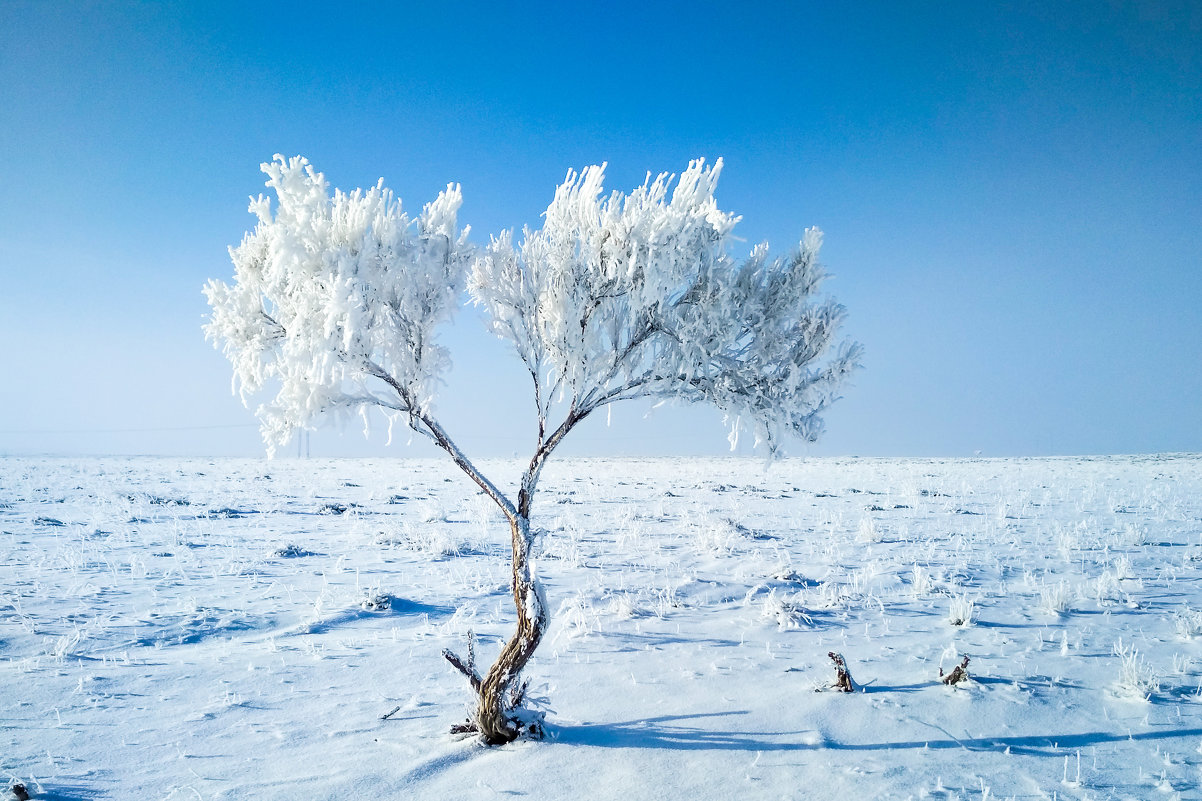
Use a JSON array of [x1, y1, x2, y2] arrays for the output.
[[549, 712, 812, 751], [549, 712, 1202, 757]]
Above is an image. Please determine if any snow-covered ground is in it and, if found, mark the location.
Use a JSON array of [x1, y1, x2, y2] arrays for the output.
[[3, 455, 1202, 800]]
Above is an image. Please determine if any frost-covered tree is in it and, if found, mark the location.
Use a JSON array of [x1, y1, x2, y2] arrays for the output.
[[205, 154, 861, 744]]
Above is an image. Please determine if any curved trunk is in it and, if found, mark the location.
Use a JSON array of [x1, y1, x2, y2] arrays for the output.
[[474, 511, 547, 744]]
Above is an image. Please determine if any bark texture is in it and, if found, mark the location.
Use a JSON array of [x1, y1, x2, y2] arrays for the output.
[[442, 509, 547, 744], [474, 512, 546, 744]]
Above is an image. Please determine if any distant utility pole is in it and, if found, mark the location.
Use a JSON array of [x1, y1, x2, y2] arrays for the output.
[[296, 430, 310, 458]]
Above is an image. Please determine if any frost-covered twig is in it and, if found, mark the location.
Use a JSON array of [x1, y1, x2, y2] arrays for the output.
[[442, 630, 481, 692]]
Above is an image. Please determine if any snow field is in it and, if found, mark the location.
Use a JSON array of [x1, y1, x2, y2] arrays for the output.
[[2, 455, 1201, 799]]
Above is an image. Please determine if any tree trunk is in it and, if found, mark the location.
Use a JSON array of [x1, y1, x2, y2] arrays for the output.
[[473, 511, 547, 744]]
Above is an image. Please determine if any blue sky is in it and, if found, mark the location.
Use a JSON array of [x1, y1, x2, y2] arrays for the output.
[[1, 1, 1199, 458]]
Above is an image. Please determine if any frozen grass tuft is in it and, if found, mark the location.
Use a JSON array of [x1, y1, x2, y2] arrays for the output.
[[759, 589, 814, 629], [1112, 639, 1159, 700], [947, 594, 975, 627], [1174, 608, 1202, 639], [552, 594, 602, 644], [416, 500, 447, 524], [1039, 579, 1076, 615], [857, 516, 882, 544], [377, 522, 467, 558], [909, 563, 931, 597], [1121, 523, 1148, 547], [1094, 570, 1124, 606], [694, 517, 744, 555]]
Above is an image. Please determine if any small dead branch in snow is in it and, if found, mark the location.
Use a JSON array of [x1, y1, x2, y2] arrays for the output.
[[380, 705, 403, 720], [940, 656, 970, 685], [826, 651, 855, 692], [450, 720, 480, 736], [442, 630, 481, 692]]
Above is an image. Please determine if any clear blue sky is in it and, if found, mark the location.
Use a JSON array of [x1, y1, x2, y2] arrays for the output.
[[1, 0, 1199, 458]]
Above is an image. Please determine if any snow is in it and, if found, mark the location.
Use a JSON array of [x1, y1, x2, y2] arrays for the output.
[[3, 454, 1202, 799]]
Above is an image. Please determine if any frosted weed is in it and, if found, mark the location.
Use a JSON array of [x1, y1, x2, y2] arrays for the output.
[[694, 517, 742, 555], [1039, 580, 1076, 615], [758, 588, 814, 629], [947, 594, 975, 627], [605, 592, 639, 620], [815, 579, 847, 610], [416, 500, 447, 524], [1112, 639, 1159, 700], [1121, 524, 1148, 547], [1056, 523, 1081, 561], [538, 521, 586, 567], [552, 594, 602, 644], [856, 516, 882, 544], [1094, 570, 1124, 605], [1174, 608, 1202, 639], [381, 522, 464, 558]]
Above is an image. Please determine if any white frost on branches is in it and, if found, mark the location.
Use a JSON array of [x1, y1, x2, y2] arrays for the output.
[[203, 155, 472, 454], [469, 158, 861, 454], [204, 154, 859, 461]]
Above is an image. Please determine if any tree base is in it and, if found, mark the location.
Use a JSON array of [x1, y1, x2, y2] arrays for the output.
[[450, 711, 545, 745]]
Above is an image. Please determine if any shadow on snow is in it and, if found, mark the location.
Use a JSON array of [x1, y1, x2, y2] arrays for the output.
[[549, 712, 1202, 757]]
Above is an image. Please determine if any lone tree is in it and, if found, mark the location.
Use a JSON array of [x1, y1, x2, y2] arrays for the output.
[[204, 155, 861, 744]]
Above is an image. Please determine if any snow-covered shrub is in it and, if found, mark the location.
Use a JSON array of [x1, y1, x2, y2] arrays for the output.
[[360, 592, 394, 611]]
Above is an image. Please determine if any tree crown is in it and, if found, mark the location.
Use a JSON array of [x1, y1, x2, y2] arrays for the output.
[[205, 155, 860, 457]]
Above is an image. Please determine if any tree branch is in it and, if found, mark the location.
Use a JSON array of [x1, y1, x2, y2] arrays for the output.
[[443, 649, 482, 692], [365, 359, 517, 518]]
